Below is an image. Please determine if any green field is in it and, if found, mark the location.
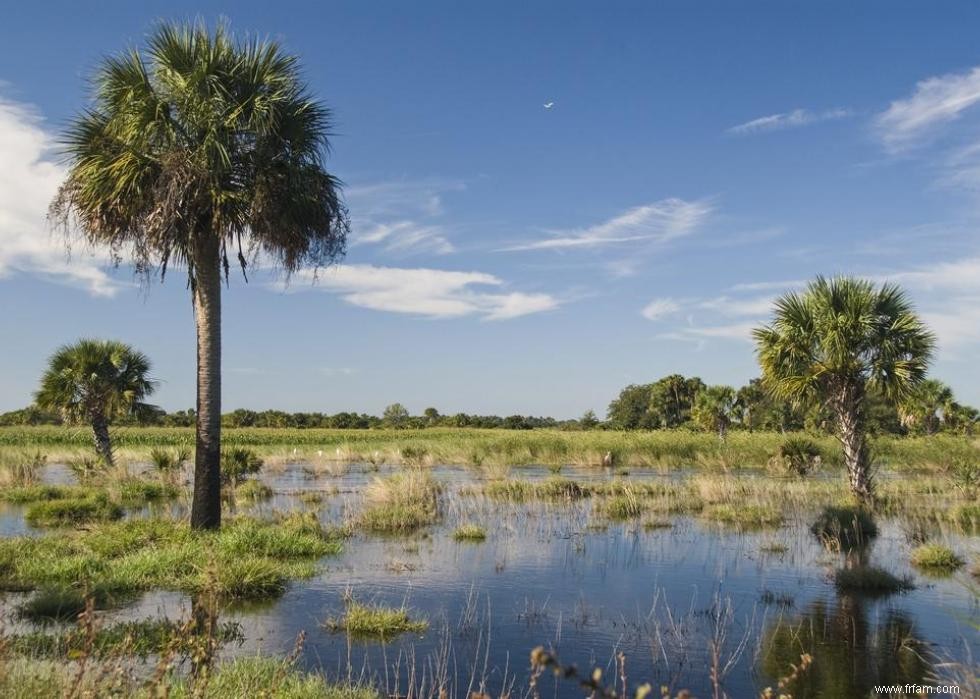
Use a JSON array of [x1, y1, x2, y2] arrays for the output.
[[1, 426, 975, 471]]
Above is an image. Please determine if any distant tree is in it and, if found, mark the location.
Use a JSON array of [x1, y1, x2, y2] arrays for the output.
[[754, 277, 934, 505], [423, 407, 440, 426], [736, 378, 803, 432], [383, 403, 410, 428], [648, 374, 705, 428], [899, 379, 954, 435], [607, 384, 654, 429], [35, 339, 156, 466], [579, 409, 600, 430], [691, 385, 738, 439]]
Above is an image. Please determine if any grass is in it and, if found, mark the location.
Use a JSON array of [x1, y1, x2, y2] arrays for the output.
[[0, 512, 341, 599], [811, 506, 879, 549], [359, 471, 440, 533], [598, 492, 645, 520], [453, 524, 487, 541], [910, 543, 965, 573], [3, 426, 976, 472], [0, 656, 378, 699], [235, 479, 273, 500], [833, 566, 914, 595], [703, 503, 783, 528], [24, 493, 123, 527], [324, 601, 428, 639]]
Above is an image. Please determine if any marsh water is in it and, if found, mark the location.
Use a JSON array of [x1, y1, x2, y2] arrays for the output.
[[1, 463, 977, 698]]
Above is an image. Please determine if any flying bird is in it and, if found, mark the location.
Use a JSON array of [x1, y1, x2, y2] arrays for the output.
[[543, 102, 554, 109]]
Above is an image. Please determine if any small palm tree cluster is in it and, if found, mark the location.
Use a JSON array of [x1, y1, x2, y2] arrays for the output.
[[754, 276, 934, 505], [35, 339, 156, 466]]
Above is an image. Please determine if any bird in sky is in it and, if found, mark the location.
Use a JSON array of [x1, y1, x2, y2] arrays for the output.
[[543, 102, 554, 109]]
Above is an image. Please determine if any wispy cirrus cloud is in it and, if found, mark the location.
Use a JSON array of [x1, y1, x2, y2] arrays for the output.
[[0, 95, 121, 296], [285, 264, 559, 320], [346, 179, 463, 256], [876, 66, 980, 150], [728, 108, 850, 135], [501, 198, 712, 252], [640, 298, 680, 321]]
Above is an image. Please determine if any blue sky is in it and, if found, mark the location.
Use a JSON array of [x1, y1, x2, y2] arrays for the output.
[[2, 1, 980, 417]]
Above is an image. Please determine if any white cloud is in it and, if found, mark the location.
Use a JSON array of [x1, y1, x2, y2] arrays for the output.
[[877, 66, 980, 149], [697, 295, 775, 317], [501, 198, 712, 252], [728, 108, 850, 135], [640, 298, 680, 321], [288, 264, 558, 320], [346, 179, 462, 256], [0, 96, 120, 296]]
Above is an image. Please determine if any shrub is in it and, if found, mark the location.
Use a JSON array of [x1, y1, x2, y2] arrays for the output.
[[220, 448, 263, 486], [769, 437, 822, 476], [149, 447, 189, 473], [910, 543, 964, 573], [811, 506, 878, 549]]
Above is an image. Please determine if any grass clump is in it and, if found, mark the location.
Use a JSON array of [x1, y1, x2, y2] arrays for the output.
[[168, 657, 380, 698], [910, 543, 964, 573], [25, 493, 123, 527], [0, 512, 341, 600], [17, 586, 93, 622], [1, 484, 95, 503], [834, 566, 914, 595], [811, 506, 878, 549], [703, 504, 783, 528], [482, 477, 587, 502], [235, 479, 273, 500], [220, 447, 263, 486], [324, 601, 428, 640], [599, 492, 645, 520], [452, 524, 487, 541], [359, 472, 440, 534], [769, 437, 822, 476]]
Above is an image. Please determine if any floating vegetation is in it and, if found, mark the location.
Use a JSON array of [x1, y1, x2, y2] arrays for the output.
[[324, 601, 428, 639], [910, 543, 964, 573], [452, 524, 487, 541]]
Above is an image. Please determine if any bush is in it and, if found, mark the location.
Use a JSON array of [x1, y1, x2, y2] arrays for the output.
[[220, 448, 263, 486], [769, 437, 822, 476], [811, 506, 878, 549], [149, 447, 189, 473]]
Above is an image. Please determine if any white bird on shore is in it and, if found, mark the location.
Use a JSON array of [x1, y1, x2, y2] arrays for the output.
[[543, 102, 554, 109]]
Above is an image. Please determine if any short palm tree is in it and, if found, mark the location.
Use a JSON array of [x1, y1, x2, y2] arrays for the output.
[[51, 22, 349, 529], [36, 339, 156, 466], [753, 277, 934, 505]]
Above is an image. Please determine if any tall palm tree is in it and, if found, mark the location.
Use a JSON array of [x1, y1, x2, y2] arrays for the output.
[[36, 339, 156, 466], [753, 277, 934, 505], [51, 22, 349, 529]]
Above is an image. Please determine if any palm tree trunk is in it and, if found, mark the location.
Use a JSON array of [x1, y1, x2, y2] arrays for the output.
[[91, 413, 113, 467], [190, 236, 222, 530], [834, 384, 873, 506]]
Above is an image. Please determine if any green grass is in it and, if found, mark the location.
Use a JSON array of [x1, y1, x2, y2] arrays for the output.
[[703, 504, 783, 528], [235, 479, 273, 500], [910, 543, 965, 573], [324, 602, 428, 639], [452, 524, 487, 541], [0, 656, 379, 699], [0, 512, 341, 599], [834, 566, 914, 595], [3, 426, 975, 472], [24, 494, 123, 527], [598, 493, 645, 520], [483, 477, 587, 501], [1, 484, 97, 503], [811, 506, 878, 549]]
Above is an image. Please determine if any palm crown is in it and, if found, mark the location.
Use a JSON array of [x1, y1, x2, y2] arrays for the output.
[[51, 21, 348, 282], [753, 276, 935, 405], [35, 339, 156, 424]]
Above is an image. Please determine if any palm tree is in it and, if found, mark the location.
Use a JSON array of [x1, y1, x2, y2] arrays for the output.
[[899, 378, 954, 434], [36, 339, 156, 466], [51, 22, 349, 529], [690, 385, 737, 439], [753, 277, 934, 505]]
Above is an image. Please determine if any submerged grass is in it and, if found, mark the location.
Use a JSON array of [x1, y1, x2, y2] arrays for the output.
[[0, 512, 341, 599]]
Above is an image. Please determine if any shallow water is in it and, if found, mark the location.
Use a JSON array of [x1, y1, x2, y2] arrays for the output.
[[2, 463, 978, 698]]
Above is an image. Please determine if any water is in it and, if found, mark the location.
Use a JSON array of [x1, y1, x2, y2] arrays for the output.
[[1, 463, 977, 698]]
